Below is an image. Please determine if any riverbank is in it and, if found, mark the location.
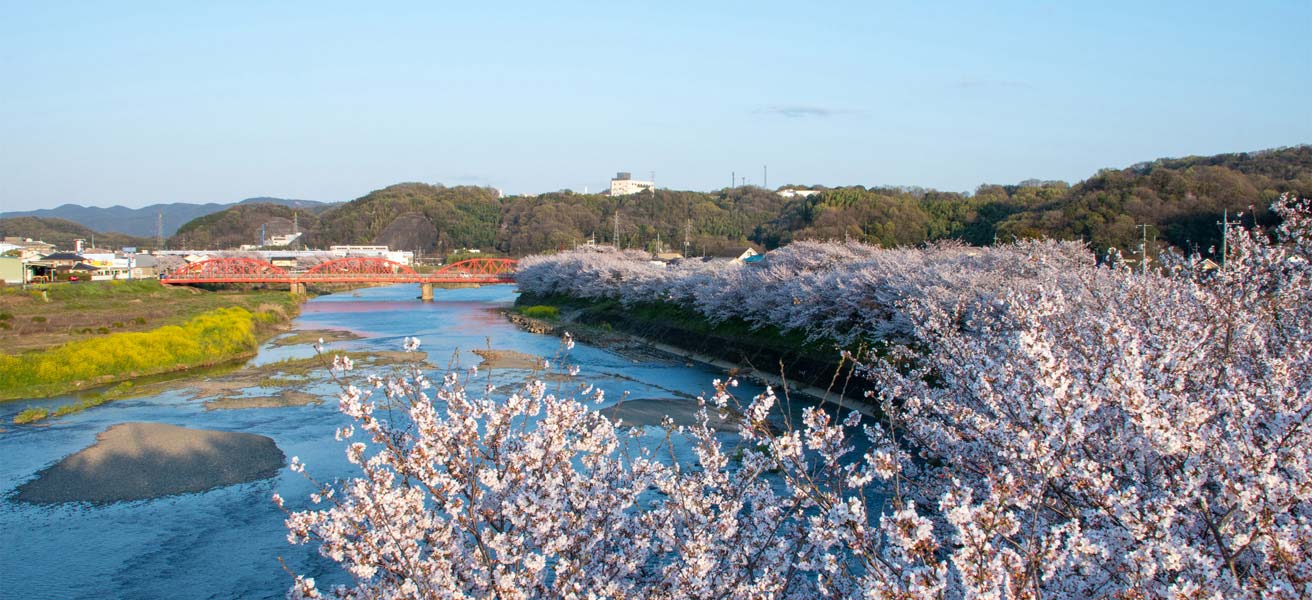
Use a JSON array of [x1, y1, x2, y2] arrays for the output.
[[1, 284, 303, 414], [0, 279, 301, 354], [509, 293, 877, 415]]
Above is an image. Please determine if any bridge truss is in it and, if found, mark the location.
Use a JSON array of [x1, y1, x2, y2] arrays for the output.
[[161, 257, 517, 286]]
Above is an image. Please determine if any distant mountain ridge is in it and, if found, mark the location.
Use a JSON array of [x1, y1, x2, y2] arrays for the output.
[[0, 197, 335, 238]]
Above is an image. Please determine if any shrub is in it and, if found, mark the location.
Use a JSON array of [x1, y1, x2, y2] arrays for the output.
[[96, 327, 110, 334], [0, 312, 11, 321], [0, 306, 259, 399], [31, 316, 47, 323], [13, 407, 49, 424]]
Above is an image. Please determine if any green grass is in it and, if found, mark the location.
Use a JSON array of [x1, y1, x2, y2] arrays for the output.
[[13, 407, 48, 424], [519, 305, 560, 319]]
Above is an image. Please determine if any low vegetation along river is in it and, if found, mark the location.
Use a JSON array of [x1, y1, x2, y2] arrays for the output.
[[0, 284, 793, 599]]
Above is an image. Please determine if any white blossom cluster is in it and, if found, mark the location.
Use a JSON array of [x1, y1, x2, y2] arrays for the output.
[[515, 239, 1092, 344], [280, 196, 1310, 598], [279, 367, 929, 598]]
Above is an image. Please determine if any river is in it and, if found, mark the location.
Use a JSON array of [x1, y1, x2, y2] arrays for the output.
[[0, 284, 797, 599]]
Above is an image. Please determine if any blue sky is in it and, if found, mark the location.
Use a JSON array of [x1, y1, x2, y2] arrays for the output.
[[2, 1, 1309, 210]]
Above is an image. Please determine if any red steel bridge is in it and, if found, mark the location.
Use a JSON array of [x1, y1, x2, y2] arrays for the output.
[[161, 257, 517, 299]]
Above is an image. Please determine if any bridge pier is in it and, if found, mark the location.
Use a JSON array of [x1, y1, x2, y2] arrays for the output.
[[290, 282, 306, 296], [420, 282, 434, 301]]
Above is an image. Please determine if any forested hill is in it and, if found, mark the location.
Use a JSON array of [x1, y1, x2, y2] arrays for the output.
[[0, 197, 333, 238], [308, 183, 502, 255], [0, 216, 153, 250], [168, 203, 320, 250], [169, 146, 1310, 257]]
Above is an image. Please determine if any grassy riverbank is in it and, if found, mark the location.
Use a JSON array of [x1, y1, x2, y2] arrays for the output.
[[0, 279, 299, 353], [514, 293, 873, 403], [0, 280, 302, 409]]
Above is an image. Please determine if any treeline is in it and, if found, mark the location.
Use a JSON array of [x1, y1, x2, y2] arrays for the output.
[[172, 146, 1311, 257], [169, 203, 320, 249], [0, 216, 153, 250]]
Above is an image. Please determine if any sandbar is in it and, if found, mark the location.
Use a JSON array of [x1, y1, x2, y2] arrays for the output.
[[15, 422, 285, 504], [204, 390, 322, 410], [471, 349, 547, 370], [604, 398, 742, 432]]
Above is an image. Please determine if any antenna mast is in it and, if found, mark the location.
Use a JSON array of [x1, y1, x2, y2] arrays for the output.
[[156, 211, 164, 248], [763, 165, 767, 189]]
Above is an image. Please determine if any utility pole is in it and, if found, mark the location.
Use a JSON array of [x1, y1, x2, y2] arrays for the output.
[[156, 211, 164, 248], [613, 210, 620, 249], [1138, 224, 1150, 275], [684, 218, 691, 257], [1218, 209, 1230, 270]]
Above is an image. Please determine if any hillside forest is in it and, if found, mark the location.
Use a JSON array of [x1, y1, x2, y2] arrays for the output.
[[300, 146, 1312, 259], [6, 146, 1308, 259]]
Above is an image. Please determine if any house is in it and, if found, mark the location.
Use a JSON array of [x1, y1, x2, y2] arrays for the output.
[[269, 256, 298, 269], [1, 237, 56, 259], [37, 252, 87, 269], [131, 255, 158, 279], [732, 248, 762, 264], [0, 256, 26, 285]]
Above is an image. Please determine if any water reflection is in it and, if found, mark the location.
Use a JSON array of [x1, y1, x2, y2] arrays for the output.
[[0, 283, 791, 599]]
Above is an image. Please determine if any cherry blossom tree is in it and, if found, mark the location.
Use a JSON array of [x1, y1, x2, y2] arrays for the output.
[[280, 197, 1310, 598]]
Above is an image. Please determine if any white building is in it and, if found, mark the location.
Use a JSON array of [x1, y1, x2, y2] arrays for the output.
[[778, 189, 821, 199], [610, 172, 655, 196]]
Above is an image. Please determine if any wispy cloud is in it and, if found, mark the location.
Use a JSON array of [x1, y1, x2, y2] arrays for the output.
[[760, 105, 860, 119]]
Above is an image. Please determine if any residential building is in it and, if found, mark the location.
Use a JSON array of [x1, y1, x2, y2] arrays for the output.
[[0, 256, 26, 285], [131, 255, 158, 279], [778, 189, 821, 199], [609, 172, 655, 196]]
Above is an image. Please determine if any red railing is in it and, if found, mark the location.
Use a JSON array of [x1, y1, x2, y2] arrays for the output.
[[161, 257, 516, 285]]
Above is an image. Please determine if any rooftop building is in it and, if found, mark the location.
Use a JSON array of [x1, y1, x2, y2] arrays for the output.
[[610, 172, 655, 196]]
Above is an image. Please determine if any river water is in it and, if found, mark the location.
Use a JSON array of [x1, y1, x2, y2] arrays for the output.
[[0, 284, 803, 599]]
